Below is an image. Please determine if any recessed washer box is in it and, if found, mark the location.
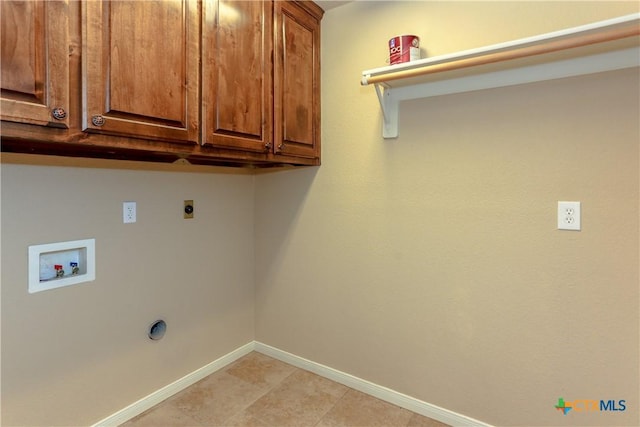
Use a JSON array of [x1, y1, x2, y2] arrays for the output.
[[28, 238, 96, 293]]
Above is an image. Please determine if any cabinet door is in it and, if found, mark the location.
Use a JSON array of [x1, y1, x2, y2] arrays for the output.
[[202, 0, 273, 152], [82, 0, 199, 143], [1, 1, 69, 128], [273, 1, 321, 159]]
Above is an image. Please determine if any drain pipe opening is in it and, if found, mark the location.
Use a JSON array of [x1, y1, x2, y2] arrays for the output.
[[148, 320, 167, 341]]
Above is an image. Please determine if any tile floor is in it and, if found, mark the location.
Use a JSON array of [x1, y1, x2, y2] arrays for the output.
[[122, 352, 450, 427]]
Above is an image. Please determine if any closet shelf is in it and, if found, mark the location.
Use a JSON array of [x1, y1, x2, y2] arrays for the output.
[[362, 13, 640, 138]]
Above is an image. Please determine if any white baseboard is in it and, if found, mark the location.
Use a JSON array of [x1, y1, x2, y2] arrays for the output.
[[93, 340, 491, 427], [254, 341, 492, 427], [92, 342, 256, 426]]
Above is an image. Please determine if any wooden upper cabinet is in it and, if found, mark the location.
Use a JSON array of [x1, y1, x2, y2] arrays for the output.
[[0, 1, 70, 128], [202, 0, 273, 152], [82, 0, 199, 144], [274, 1, 322, 159], [1, 0, 322, 166]]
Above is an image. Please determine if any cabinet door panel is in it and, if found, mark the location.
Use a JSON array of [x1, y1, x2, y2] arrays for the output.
[[0, 1, 69, 128], [202, 0, 272, 152], [83, 0, 199, 143], [274, 1, 320, 159]]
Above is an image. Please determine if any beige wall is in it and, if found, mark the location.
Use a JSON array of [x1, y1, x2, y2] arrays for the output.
[[1, 2, 639, 426], [255, 2, 639, 427], [0, 157, 255, 426]]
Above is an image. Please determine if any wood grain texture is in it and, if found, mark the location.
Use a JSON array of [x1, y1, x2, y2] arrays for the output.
[[82, 0, 199, 143], [1, 0, 323, 167], [274, 1, 321, 160], [109, 2, 183, 122], [0, 1, 42, 97], [203, 0, 273, 152], [1, 0, 69, 127]]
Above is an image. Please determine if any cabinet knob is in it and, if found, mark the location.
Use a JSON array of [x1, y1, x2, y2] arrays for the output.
[[278, 143, 285, 151], [91, 115, 105, 127], [51, 107, 67, 120], [265, 142, 272, 150]]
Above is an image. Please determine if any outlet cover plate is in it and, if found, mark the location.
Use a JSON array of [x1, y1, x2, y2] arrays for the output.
[[123, 201, 137, 223], [558, 201, 581, 231]]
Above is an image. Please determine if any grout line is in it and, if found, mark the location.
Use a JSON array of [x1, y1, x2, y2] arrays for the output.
[[97, 342, 491, 427], [92, 342, 256, 426], [254, 342, 492, 427], [217, 352, 303, 426], [312, 383, 350, 427]]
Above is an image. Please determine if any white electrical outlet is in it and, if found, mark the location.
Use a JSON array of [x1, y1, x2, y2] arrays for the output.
[[123, 201, 137, 223], [558, 201, 580, 231]]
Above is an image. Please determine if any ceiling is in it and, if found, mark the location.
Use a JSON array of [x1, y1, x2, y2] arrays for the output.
[[316, 1, 352, 12]]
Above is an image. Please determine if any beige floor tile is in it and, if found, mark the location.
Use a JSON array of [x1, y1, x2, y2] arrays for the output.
[[243, 369, 349, 426], [120, 353, 452, 427], [225, 351, 298, 388], [121, 403, 202, 427], [406, 413, 451, 427], [222, 410, 271, 427], [317, 389, 414, 427], [168, 370, 271, 425]]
